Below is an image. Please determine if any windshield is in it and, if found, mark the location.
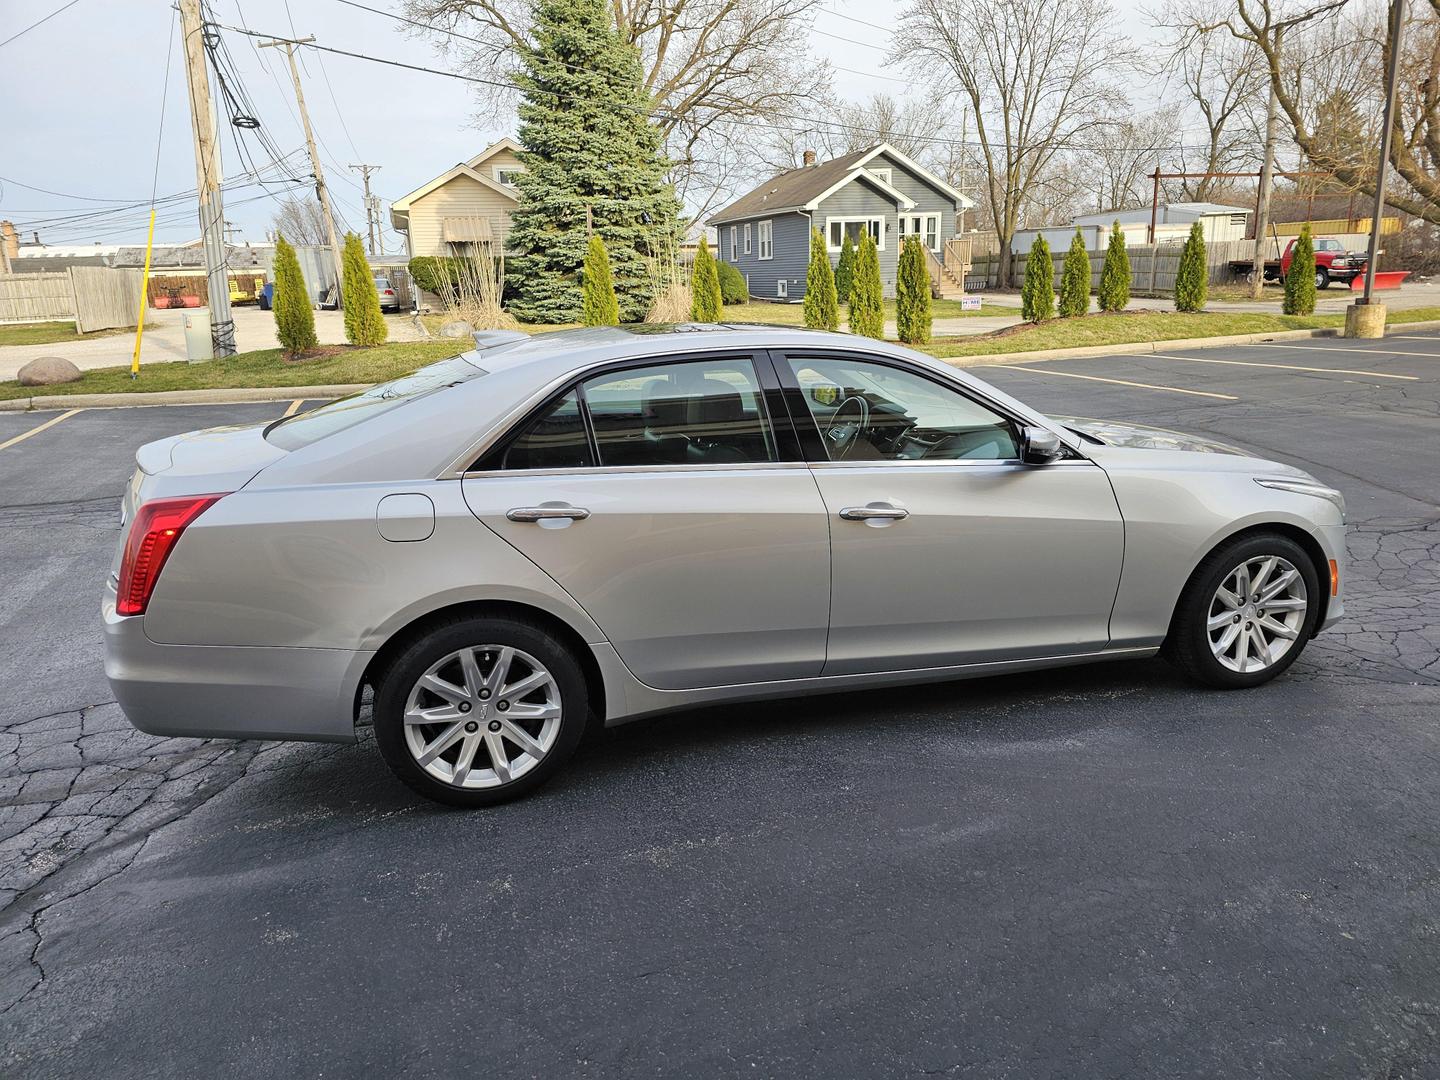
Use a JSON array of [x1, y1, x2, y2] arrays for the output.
[[263, 356, 487, 450]]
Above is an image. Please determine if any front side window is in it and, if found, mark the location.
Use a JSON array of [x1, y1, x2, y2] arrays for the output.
[[757, 220, 774, 260], [826, 217, 883, 252], [583, 359, 776, 466], [786, 356, 1019, 462]]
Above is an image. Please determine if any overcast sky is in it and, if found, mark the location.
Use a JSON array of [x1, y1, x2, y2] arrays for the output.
[[0, 0, 1162, 249]]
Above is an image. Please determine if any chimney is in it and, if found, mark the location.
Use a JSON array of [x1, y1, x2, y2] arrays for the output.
[[1, 220, 17, 262], [802, 149, 817, 167]]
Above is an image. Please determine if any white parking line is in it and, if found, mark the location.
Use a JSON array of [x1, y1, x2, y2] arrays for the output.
[[0, 409, 83, 452], [1250, 342, 1440, 358], [1383, 335, 1440, 342], [988, 365, 1239, 400], [282, 399, 304, 417], [1149, 353, 1418, 381]]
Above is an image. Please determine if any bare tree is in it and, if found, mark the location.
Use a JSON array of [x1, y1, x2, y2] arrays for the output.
[[1079, 109, 1183, 212], [754, 91, 958, 174], [893, 0, 1129, 280], [402, 0, 833, 220], [271, 195, 339, 247], [1217, 0, 1440, 225], [1147, 14, 1269, 197]]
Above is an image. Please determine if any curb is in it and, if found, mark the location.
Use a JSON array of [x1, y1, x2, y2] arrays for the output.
[[0, 384, 367, 413], [3, 319, 1436, 412], [946, 318, 1440, 368]]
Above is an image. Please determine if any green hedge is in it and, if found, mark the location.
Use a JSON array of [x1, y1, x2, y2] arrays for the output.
[[717, 260, 747, 304], [407, 256, 468, 297]]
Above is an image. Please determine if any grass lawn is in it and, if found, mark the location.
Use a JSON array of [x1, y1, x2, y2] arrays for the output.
[[920, 306, 1440, 360], [0, 321, 128, 347], [0, 340, 468, 401], [6, 306, 1436, 401]]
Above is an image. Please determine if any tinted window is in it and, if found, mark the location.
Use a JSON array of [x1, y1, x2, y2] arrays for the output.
[[493, 389, 593, 470], [582, 359, 776, 466], [787, 357, 1019, 462]]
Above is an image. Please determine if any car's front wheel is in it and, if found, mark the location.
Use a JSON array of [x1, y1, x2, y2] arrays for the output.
[[1315, 268, 1330, 290], [1167, 532, 1321, 689], [374, 615, 588, 806]]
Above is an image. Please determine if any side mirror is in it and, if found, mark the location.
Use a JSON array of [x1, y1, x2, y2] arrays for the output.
[[1020, 425, 1064, 465]]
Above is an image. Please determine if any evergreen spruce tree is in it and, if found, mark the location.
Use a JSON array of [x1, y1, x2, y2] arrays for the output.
[[1098, 221, 1131, 312], [507, 0, 681, 323], [1058, 229, 1091, 318], [835, 230, 856, 303], [896, 236, 932, 344], [803, 228, 839, 330], [1284, 224, 1317, 315], [847, 228, 884, 339], [690, 235, 722, 321], [1021, 235, 1055, 322], [271, 234, 317, 355], [581, 232, 620, 325], [341, 233, 387, 346], [1174, 221, 1208, 313]]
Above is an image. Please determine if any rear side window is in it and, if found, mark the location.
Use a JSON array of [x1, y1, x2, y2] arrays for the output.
[[491, 390, 594, 470], [582, 359, 776, 466]]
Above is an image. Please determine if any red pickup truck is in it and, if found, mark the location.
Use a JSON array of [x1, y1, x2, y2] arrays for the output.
[[1279, 237, 1367, 289]]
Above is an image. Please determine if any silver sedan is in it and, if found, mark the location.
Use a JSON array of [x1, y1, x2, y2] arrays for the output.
[[103, 326, 1347, 806]]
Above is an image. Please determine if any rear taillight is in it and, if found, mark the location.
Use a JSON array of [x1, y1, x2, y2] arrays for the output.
[[383, 289, 394, 295], [116, 494, 227, 616]]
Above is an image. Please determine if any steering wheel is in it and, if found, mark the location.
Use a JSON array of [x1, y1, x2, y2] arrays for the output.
[[824, 395, 870, 460]]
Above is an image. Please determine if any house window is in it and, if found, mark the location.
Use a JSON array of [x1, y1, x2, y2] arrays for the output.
[[493, 166, 524, 186], [826, 217, 883, 252], [758, 220, 774, 260], [743, 223, 752, 254], [898, 214, 942, 252], [777, 279, 788, 298], [869, 167, 893, 185], [730, 226, 737, 260]]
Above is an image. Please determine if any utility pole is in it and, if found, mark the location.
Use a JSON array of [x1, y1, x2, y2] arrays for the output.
[[1361, 0, 1407, 305], [178, 0, 235, 356], [1250, 82, 1280, 301], [350, 163, 382, 255], [260, 35, 345, 301]]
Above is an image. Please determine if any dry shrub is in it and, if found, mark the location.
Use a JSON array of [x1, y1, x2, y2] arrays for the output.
[[436, 243, 518, 330], [643, 231, 693, 323]]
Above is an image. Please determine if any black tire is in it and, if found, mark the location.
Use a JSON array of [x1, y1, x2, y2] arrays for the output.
[[1315, 268, 1330, 290], [1165, 531, 1322, 689], [373, 615, 589, 807]]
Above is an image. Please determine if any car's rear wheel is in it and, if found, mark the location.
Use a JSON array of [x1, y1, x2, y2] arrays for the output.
[[374, 615, 588, 806], [1166, 532, 1320, 689]]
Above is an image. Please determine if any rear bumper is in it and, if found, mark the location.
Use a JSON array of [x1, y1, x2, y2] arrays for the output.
[[103, 596, 371, 743]]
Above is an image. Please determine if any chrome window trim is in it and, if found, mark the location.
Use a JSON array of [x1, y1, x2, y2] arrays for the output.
[[461, 461, 810, 480], [806, 457, 1094, 470]]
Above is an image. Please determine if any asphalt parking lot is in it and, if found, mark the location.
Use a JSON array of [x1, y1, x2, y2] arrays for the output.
[[2, 334, 1438, 1078]]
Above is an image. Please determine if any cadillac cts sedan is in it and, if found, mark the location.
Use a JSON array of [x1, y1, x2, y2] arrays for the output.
[[103, 325, 1347, 806]]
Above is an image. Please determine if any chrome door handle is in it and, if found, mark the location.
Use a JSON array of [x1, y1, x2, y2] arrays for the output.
[[506, 506, 591, 522], [838, 506, 909, 521]]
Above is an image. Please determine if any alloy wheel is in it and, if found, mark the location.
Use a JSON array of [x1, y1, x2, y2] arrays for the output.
[[402, 645, 562, 789], [1207, 555, 1309, 674]]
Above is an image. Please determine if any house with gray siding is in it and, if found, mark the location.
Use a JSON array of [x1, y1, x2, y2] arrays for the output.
[[706, 143, 974, 301]]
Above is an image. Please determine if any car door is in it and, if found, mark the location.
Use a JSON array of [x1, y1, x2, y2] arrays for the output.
[[461, 352, 831, 691], [774, 351, 1125, 677]]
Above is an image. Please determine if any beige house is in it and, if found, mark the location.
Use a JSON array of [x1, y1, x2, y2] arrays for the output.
[[389, 139, 525, 258]]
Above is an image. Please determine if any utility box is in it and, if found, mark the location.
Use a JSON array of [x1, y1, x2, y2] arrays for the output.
[[183, 307, 213, 363]]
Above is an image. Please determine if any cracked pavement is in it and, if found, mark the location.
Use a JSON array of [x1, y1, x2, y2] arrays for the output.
[[0, 340, 1438, 1078]]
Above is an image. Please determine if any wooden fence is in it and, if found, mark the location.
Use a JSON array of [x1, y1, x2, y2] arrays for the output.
[[0, 272, 73, 324], [970, 238, 1261, 294], [0, 268, 143, 332]]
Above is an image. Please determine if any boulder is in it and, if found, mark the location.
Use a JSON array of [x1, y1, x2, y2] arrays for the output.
[[437, 320, 474, 339], [16, 356, 83, 387]]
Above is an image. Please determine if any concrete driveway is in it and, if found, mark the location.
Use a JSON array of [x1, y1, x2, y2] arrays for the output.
[[0, 306, 426, 380]]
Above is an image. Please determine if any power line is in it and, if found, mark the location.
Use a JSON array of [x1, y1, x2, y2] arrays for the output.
[[0, 0, 84, 50], [211, 19, 1212, 156]]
